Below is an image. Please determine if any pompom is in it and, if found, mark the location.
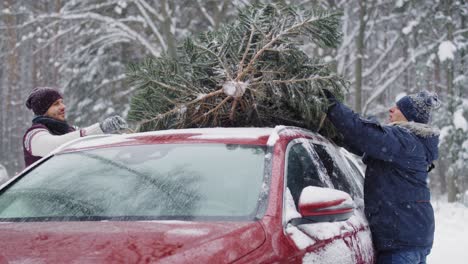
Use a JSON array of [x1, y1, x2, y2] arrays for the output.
[[421, 91, 441, 109]]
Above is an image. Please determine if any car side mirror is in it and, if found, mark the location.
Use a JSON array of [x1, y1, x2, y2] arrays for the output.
[[291, 186, 355, 225]]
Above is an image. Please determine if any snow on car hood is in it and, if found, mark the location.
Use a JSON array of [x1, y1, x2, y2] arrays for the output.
[[0, 220, 265, 263]]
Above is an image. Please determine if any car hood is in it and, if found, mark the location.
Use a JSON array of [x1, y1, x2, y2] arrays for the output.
[[0, 220, 265, 263]]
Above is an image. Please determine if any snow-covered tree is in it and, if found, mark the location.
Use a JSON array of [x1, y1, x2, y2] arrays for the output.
[[436, 99, 468, 202]]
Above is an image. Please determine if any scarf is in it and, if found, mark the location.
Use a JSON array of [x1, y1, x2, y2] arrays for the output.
[[32, 116, 74, 135]]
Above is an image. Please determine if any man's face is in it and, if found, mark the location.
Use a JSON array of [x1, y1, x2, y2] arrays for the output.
[[45, 99, 66, 121], [389, 106, 408, 123]]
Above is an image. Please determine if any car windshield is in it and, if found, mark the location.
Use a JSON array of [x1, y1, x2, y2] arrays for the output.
[[0, 144, 266, 222]]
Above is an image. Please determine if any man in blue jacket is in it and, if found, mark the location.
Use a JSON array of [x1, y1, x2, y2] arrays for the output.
[[323, 90, 440, 264]]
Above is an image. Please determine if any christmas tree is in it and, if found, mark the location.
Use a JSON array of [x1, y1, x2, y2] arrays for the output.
[[127, 3, 345, 140]]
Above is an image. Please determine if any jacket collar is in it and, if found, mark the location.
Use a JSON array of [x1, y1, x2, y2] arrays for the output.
[[388, 121, 440, 138]]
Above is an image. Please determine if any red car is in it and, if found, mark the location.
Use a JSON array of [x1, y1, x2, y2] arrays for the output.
[[0, 126, 375, 263]]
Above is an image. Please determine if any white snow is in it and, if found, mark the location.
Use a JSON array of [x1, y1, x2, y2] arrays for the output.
[[454, 75, 466, 84], [284, 188, 315, 250], [143, 127, 272, 139], [439, 126, 452, 142], [118, 0, 128, 9], [428, 199, 468, 264], [284, 187, 372, 261], [63, 128, 275, 150], [177, 105, 187, 115], [303, 240, 355, 264], [166, 228, 209, 236], [285, 188, 301, 223], [285, 224, 315, 250], [267, 126, 282, 146], [222, 81, 248, 98], [402, 20, 418, 35], [56, 134, 124, 150], [285, 194, 468, 264], [299, 186, 353, 210], [438, 41, 457, 62], [453, 109, 467, 131], [395, 0, 405, 8], [114, 6, 122, 15]]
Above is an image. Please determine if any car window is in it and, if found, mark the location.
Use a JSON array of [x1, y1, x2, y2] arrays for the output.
[[286, 141, 333, 206], [312, 144, 363, 199], [0, 144, 266, 221], [344, 156, 364, 187]]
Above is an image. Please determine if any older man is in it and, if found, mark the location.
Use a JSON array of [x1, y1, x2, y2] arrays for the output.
[[323, 90, 440, 264], [23, 87, 128, 167]]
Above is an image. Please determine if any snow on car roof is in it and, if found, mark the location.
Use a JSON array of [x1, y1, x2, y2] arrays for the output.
[[57, 127, 282, 152]]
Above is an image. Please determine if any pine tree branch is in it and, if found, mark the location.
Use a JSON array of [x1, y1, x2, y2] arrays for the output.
[[229, 99, 239, 120], [136, 89, 224, 129], [236, 14, 332, 81], [317, 113, 327, 132], [192, 95, 231, 124], [193, 42, 233, 80], [237, 24, 256, 76], [251, 75, 336, 86], [148, 79, 192, 95]]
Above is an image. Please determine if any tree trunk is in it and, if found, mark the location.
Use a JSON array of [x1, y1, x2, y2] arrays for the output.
[[444, 0, 457, 202], [434, 57, 441, 94], [355, 0, 366, 113], [161, 0, 177, 58], [435, 160, 447, 194], [459, 0, 466, 97], [3, 0, 21, 173], [53, 0, 62, 84], [213, 0, 229, 30]]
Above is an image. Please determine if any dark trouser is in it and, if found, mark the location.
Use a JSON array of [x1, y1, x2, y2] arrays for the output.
[[377, 247, 431, 264]]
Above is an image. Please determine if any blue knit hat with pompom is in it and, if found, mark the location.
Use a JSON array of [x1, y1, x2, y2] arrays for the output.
[[396, 90, 440, 124]]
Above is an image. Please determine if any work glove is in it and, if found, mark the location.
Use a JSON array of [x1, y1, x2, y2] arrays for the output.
[[321, 88, 336, 101], [321, 88, 337, 112], [99, 115, 128, 134]]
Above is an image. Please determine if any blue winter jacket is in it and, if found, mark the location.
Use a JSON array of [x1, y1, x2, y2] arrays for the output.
[[327, 100, 439, 251]]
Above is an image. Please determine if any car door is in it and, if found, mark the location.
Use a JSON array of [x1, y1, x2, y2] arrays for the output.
[[283, 139, 374, 264]]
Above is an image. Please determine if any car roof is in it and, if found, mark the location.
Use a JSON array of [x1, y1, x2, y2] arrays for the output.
[[55, 126, 327, 154]]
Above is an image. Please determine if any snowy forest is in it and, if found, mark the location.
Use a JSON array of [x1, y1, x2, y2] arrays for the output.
[[0, 0, 467, 203]]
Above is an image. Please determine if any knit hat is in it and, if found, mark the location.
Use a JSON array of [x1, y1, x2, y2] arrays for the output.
[[396, 90, 440, 124], [25, 87, 63, 116]]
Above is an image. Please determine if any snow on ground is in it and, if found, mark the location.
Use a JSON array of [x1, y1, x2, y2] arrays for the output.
[[428, 198, 468, 264]]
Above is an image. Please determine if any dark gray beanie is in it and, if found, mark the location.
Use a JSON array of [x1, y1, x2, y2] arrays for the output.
[[25, 87, 63, 116], [396, 91, 440, 124]]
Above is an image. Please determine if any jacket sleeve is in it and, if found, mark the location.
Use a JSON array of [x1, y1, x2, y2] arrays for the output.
[[327, 101, 407, 162], [27, 123, 103, 157], [340, 139, 364, 157]]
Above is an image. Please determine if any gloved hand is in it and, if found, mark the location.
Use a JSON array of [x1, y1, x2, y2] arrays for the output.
[[321, 88, 336, 101], [99, 115, 128, 134]]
